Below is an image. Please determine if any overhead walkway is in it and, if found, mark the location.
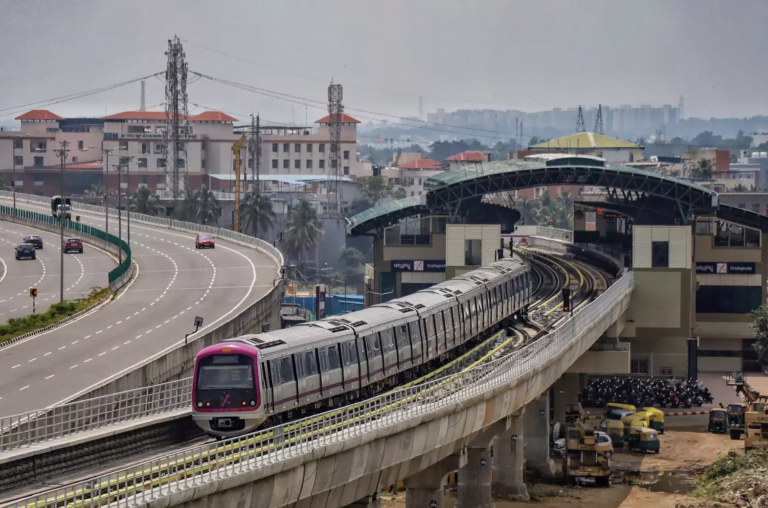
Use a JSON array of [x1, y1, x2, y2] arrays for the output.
[[4, 271, 635, 508], [348, 159, 720, 235]]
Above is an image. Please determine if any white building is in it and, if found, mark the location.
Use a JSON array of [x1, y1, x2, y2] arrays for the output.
[[380, 158, 445, 197]]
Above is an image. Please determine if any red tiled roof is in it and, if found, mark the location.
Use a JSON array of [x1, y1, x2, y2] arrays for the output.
[[398, 158, 443, 169], [315, 114, 360, 124], [192, 111, 238, 122], [445, 151, 486, 162], [15, 110, 64, 121]]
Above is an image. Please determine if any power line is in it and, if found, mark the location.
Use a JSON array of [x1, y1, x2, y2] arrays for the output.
[[0, 73, 164, 118]]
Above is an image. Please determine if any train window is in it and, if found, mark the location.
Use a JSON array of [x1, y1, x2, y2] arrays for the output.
[[396, 325, 409, 349], [341, 340, 358, 365], [302, 351, 318, 377], [380, 329, 396, 352], [318, 348, 329, 372], [367, 334, 380, 353], [269, 360, 280, 385], [278, 357, 294, 384], [409, 321, 421, 342], [327, 346, 341, 370]]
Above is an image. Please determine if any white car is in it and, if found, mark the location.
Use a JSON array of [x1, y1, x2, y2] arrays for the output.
[[554, 431, 614, 457]]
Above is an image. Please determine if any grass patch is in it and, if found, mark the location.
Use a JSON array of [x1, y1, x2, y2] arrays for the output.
[[0, 287, 111, 344], [694, 449, 768, 503]]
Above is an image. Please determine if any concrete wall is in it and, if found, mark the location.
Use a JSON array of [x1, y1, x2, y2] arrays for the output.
[[567, 350, 630, 374]]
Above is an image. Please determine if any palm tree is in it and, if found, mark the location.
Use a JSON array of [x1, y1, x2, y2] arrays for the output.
[[198, 186, 221, 225], [88, 183, 104, 197], [174, 188, 200, 222], [537, 191, 574, 229], [513, 196, 540, 225], [283, 200, 323, 261], [241, 191, 276, 237], [130, 187, 164, 216]]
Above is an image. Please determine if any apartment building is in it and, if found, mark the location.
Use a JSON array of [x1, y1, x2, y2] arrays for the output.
[[380, 158, 445, 197], [259, 114, 364, 179]]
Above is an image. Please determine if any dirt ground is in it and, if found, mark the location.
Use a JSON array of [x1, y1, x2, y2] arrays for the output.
[[381, 426, 741, 508]]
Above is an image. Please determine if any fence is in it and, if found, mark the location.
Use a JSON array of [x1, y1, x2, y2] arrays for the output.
[[0, 190, 283, 269], [0, 204, 132, 291], [6, 272, 634, 508], [0, 379, 192, 452], [535, 225, 573, 243]]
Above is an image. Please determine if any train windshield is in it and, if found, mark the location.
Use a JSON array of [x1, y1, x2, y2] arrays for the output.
[[197, 354, 255, 390]]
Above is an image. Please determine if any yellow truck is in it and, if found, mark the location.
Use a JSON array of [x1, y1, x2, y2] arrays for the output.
[[562, 424, 612, 487]]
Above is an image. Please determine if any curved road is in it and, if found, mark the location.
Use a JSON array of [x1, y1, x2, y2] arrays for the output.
[[0, 199, 279, 416]]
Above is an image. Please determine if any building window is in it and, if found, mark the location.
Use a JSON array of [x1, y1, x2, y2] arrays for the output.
[[14, 156, 23, 166], [394, 178, 400, 185], [119, 141, 128, 150], [319, 159, 325, 169], [201, 159, 206, 169], [411, 191, 414, 197], [141, 143, 150, 154], [418, 178, 422, 185], [283, 159, 289, 169], [283, 143, 289, 153], [344, 166, 349, 175], [33, 157, 43, 167], [154, 144, 166, 154], [295, 143, 301, 153], [13, 140, 22, 149], [294, 159, 301, 169], [77, 140, 84, 150], [138, 158, 148, 168], [307, 160, 313, 169], [651, 241, 669, 268], [465, 239, 482, 266], [72, 157, 78, 163], [138, 175, 147, 184], [31, 141, 46, 152], [272, 159, 278, 169], [752, 204, 760, 214], [307, 144, 312, 153], [319, 143, 325, 153], [343, 150, 349, 160], [272, 143, 278, 153], [158, 158, 167, 168]]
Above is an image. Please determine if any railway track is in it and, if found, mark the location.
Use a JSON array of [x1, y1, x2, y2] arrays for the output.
[[2, 249, 608, 508]]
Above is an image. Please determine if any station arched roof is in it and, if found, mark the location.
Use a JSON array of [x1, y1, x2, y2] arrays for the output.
[[347, 159, 720, 236]]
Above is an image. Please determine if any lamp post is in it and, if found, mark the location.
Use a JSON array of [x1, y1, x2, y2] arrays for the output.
[[53, 140, 70, 303], [91, 145, 115, 238], [11, 138, 17, 214], [112, 156, 136, 263]]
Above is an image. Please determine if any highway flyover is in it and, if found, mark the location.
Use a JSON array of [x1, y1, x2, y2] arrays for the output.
[[0, 198, 279, 416]]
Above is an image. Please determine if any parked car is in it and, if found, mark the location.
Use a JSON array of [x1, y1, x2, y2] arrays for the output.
[[554, 431, 614, 457], [195, 233, 215, 249], [23, 235, 43, 249], [63, 238, 83, 253], [15, 244, 37, 260]]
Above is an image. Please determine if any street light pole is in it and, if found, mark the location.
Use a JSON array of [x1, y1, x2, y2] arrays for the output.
[[11, 140, 16, 215], [54, 140, 70, 303], [112, 155, 135, 263]]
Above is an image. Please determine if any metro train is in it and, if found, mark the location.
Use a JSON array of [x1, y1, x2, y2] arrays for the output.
[[192, 258, 534, 438]]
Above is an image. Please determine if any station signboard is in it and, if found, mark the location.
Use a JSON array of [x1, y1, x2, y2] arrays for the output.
[[695, 262, 756, 274], [391, 260, 446, 272]]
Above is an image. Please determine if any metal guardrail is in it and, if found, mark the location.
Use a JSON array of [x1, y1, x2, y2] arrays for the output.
[[0, 379, 192, 453], [5, 272, 633, 508], [0, 191, 284, 269], [535, 225, 573, 243]]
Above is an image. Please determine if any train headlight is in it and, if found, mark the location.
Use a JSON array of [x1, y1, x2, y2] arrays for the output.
[[250, 400, 256, 406], [197, 402, 203, 408], [242, 401, 247, 406]]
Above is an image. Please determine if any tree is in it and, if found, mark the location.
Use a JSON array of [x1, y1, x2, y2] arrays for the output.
[[241, 190, 276, 237], [429, 139, 489, 162], [752, 305, 768, 367], [393, 187, 407, 200], [537, 191, 574, 229], [340, 247, 365, 268], [514, 196, 540, 225], [130, 187, 164, 216], [88, 183, 104, 197], [528, 136, 540, 147], [693, 158, 714, 179], [174, 189, 200, 222], [490, 139, 518, 161], [335, 247, 366, 287], [283, 200, 323, 261], [197, 186, 221, 225]]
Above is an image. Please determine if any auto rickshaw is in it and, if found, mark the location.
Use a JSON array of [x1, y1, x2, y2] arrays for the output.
[[606, 403, 637, 414], [605, 419, 625, 448], [708, 408, 728, 434], [621, 412, 650, 437], [642, 407, 665, 434], [627, 426, 660, 453]]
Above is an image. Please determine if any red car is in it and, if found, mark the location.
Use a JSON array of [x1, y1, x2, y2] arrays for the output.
[[63, 238, 83, 254], [195, 234, 215, 249]]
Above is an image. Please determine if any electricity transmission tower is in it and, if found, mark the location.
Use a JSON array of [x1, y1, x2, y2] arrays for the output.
[[327, 81, 343, 216], [593, 104, 604, 135], [164, 36, 189, 201], [575, 105, 586, 133]]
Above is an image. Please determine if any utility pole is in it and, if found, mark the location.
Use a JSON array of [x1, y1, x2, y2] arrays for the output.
[[249, 114, 256, 194], [327, 81, 343, 216], [112, 156, 135, 263], [11, 138, 16, 215], [164, 36, 189, 201], [255, 114, 261, 195], [54, 140, 70, 303]]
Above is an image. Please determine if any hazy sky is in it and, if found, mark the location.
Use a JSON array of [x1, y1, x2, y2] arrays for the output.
[[1, 0, 767, 126]]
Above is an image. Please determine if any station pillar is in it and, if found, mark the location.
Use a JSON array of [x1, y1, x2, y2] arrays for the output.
[[524, 392, 556, 475], [404, 452, 465, 508], [492, 409, 528, 500], [553, 373, 580, 426], [455, 417, 512, 508], [345, 494, 381, 508]]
